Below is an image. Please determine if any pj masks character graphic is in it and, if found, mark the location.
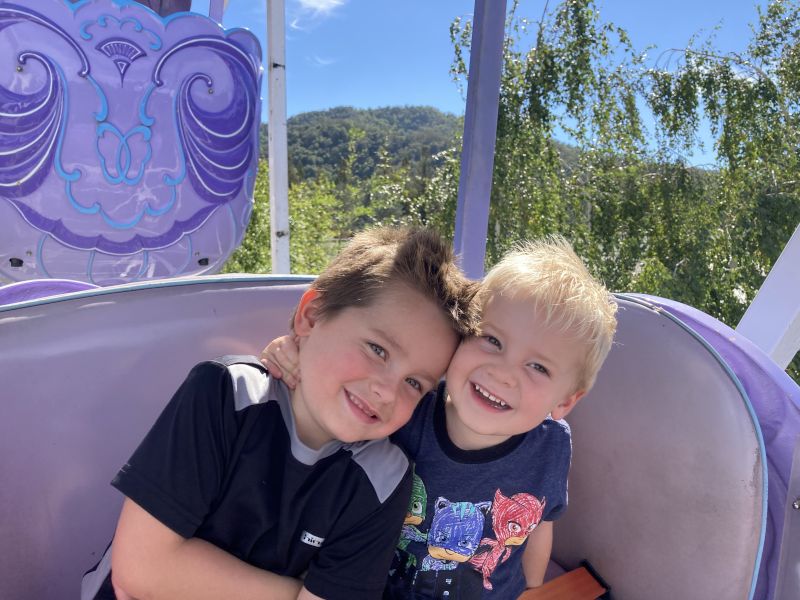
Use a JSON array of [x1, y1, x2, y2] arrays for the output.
[[396, 472, 428, 569], [469, 490, 546, 590], [420, 497, 491, 572]]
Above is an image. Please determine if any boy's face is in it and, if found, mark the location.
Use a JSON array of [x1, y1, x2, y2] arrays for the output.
[[291, 284, 459, 449], [444, 293, 586, 449]]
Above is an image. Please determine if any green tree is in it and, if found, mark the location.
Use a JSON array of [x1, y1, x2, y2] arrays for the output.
[[426, 0, 799, 380], [222, 160, 340, 275]]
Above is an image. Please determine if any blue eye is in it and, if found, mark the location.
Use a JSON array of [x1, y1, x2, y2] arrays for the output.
[[483, 335, 501, 349], [529, 362, 549, 376], [405, 377, 422, 392], [368, 342, 386, 359]]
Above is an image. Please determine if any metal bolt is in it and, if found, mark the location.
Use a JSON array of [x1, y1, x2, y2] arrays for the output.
[[793, 498, 800, 510], [15, 65, 22, 72]]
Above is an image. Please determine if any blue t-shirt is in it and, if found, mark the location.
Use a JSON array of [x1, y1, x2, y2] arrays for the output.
[[385, 382, 571, 600]]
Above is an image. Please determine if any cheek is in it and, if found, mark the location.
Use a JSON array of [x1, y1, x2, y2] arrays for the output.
[[321, 344, 365, 373], [448, 346, 481, 378], [392, 395, 419, 426]]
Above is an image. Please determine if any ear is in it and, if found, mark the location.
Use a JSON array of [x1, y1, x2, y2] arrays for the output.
[[550, 389, 586, 421], [293, 289, 321, 337]]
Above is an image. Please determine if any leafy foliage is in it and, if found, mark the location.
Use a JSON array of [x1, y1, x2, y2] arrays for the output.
[[226, 0, 799, 381], [222, 160, 340, 275], [426, 0, 800, 380], [259, 106, 462, 183]]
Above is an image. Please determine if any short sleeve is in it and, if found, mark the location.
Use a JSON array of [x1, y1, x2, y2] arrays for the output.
[[541, 419, 572, 522], [302, 466, 413, 600], [111, 361, 239, 538]]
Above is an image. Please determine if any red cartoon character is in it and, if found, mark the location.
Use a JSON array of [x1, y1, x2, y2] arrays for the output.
[[469, 490, 546, 590]]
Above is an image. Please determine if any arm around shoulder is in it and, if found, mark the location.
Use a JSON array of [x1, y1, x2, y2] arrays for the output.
[[111, 498, 305, 600]]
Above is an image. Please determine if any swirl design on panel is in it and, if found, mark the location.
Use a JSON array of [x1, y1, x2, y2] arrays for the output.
[[0, 51, 65, 198], [0, 0, 262, 284], [152, 36, 259, 206]]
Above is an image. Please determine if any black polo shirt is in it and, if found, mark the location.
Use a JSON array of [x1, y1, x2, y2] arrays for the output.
[[82, 356, 412, 600]]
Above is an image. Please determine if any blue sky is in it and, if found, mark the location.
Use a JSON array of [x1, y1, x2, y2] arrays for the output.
[[192, 0, 767, 164], [194, 0, 767, 118]]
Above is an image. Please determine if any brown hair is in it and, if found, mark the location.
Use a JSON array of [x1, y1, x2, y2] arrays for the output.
[[297, 227, 480, 338]]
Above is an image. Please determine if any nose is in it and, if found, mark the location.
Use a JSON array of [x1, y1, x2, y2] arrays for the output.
[[369, 373, 399, 406], [487, 362, 514, 388]]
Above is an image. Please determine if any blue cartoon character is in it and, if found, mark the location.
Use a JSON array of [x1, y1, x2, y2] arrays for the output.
[[420, 497, 492, 572]]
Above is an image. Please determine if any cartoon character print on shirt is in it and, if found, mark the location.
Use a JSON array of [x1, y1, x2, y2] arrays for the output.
[[420, 497, 492, 572], [469, 490, 546, 590], [396, 472, 428, 569]]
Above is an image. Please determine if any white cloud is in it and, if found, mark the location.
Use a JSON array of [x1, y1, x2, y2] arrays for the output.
[[287, 0, 344, 37], [289, 17, 306, 31], [308, 55, 336, 67], [296, 0, 345, 17]]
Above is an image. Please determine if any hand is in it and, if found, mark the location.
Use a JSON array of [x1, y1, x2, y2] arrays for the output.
[[260, 335, 301, 388]]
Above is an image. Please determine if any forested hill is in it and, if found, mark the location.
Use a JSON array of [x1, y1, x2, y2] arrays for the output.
[[259, 106, 462, 182]]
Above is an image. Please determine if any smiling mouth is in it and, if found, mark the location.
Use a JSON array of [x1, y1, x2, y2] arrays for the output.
[[472, 382, 510, 410], [346, 390, 380, 421]]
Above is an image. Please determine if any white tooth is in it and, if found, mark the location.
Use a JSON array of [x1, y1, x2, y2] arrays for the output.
[[348, 391, 377, 417], [474, 383, 508, 407]]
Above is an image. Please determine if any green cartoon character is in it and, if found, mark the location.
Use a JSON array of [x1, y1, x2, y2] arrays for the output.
[[397, 471, 428, 568]]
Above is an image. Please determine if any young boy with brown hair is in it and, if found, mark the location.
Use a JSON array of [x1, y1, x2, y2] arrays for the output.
[[262, 235, 618, 599], [81, 227, 479, 600]]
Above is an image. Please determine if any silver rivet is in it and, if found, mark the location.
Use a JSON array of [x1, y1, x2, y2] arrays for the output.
[[16, 65, 23, 72], [793, 498, 800, 510]]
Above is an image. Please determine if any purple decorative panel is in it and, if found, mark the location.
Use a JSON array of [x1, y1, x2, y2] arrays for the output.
[[0, 0, 262, 285]]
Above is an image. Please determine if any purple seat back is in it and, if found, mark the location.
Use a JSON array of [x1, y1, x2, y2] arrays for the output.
[[631, 294, 800, 600], [554, 295, 768, 600], [0, 279, 98, 305], [0, 0, 261, 285], [1, 287, 784, 599], [0, 276, 309, 599]]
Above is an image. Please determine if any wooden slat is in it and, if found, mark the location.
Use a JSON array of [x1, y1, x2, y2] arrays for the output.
[[518, 567, 606, 600]]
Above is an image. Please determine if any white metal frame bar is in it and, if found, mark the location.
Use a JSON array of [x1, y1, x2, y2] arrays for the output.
[[266, 0, 291, 273], [736, 224, 800, 369]]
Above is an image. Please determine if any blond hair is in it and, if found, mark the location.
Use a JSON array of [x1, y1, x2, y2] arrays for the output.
[[481, 235, 617, 392]]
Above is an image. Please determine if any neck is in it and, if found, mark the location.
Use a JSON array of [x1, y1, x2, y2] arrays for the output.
[[443, 395, 511, 451], [289, 387, 330, 450]]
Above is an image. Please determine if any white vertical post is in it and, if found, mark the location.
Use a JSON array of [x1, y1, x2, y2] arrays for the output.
[[267, 0, 291, 273], [736, 223, 800, 369]]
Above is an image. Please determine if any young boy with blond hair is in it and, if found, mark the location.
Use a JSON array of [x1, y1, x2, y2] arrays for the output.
[[82, 227, 479, 600], [262, 235, 618, 599]]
